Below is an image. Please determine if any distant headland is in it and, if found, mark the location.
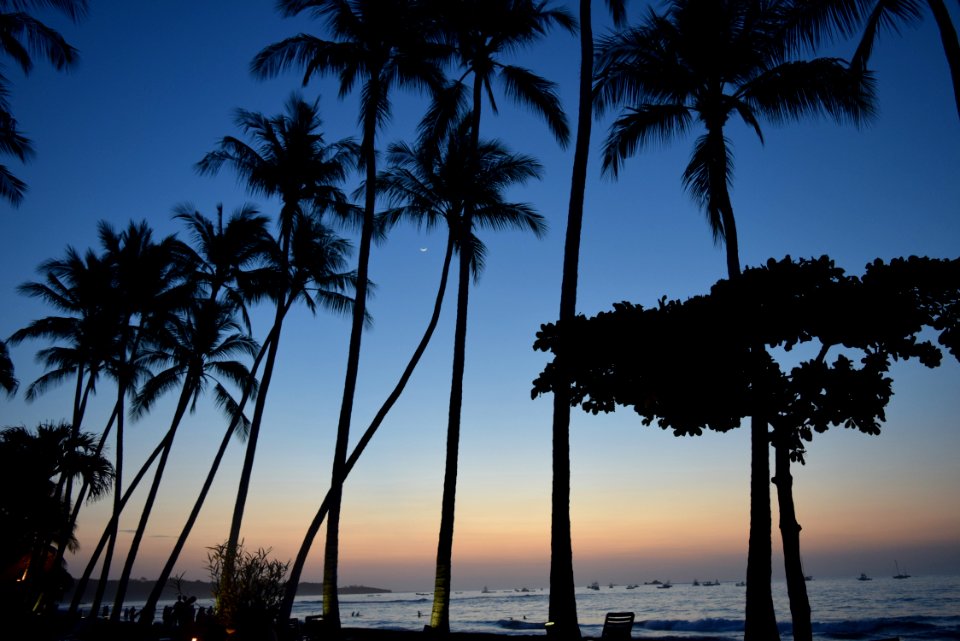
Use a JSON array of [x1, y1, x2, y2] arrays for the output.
[[66, 580, 391, 603]]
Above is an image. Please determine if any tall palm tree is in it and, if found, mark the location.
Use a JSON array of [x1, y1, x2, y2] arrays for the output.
[[88, 220, 193, 617], [0, 340, 14, 395], [417, 2, 571, 632], [196, 94, 356, 591], [0, 0, 88, 205], [394, 122, 545, 634], [251, 2, 447, 628], [594, 2, 875, 639], [109, 298, 259, 619], [548, 2, 626, 637]]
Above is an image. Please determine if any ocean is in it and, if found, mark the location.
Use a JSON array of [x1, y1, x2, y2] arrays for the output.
[[88, 574, 960, 640], [287, 575, 960, 640]]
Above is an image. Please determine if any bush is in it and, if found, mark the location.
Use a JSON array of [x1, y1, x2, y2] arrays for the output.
[[207, 541, 289, 640]]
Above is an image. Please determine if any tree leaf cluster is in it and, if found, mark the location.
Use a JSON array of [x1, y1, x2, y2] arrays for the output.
[[533, 255, 960, 444]]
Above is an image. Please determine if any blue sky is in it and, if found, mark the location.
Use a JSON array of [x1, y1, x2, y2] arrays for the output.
[[1, 2, 958, 591]]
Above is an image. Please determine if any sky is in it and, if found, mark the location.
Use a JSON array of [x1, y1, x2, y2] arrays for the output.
[[1, 2, 958, 593]]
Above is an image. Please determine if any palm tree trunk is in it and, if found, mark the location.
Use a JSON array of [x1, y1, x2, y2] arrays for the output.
[[773, 428, 812, 641], [68, 418, 173, 615], [548, 2, 593, 637], [744, 413, 780, 641], [322, 80, 382, 632], [111, 377, 193, 619], [91, 391, 125, 618], [709, 129, 778, 641], [927, 0, 960, 121], [429, 228, 471, 635], [225, 303, 285, 573], [279, 232, 454, 626]]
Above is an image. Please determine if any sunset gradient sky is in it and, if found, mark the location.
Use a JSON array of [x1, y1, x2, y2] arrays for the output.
[[1, 1, 958, 592]]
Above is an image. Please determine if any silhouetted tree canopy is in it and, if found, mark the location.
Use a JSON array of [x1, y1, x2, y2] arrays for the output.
[[532, 255, 960, 440]]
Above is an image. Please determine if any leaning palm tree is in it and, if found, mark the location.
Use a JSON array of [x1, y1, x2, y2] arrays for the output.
[[0, 0, 88, 205], [594, 2, 876, 639], [196, 94, 356, 589], [110, 298, 259, 619], [397, 122, 545, 634], [548, 1, 627, 636], [252, 2, 447, 628]]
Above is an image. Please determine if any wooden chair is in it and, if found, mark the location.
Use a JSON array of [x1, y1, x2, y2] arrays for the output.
[[601, 611, 635, 640]]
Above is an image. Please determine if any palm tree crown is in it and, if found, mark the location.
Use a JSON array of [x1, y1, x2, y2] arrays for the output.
[[0, 0, 88, 205], [595, 0, 877, 277]]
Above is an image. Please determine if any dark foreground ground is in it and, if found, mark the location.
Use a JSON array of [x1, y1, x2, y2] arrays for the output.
[[8, 614, 753, 641]]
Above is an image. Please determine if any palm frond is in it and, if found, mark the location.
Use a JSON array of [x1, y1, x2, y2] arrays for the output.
[[601, 103, 692, 176], [498, 64, 570, 146]]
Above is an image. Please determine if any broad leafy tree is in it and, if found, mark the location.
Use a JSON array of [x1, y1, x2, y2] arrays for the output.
[[0, 0, 88, 205], [594, 2, 875, 637], [533, 255, 959, 641], [251, 2, 447, 628]]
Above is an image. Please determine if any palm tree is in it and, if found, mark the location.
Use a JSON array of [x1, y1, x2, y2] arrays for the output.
[[109, 298, 259, 619], [0, 0, 88, 205], [594, 2, 875, 639], [391, 122, 545, 634], [548, 1, 626, 636], [251, 2, 447, 628], [88, 220, 194, 617], [0, 421, 112, 612], [137, 204, 272, 624], [0, 340, 14, 395], [11, 246, 116, 432], [787, 0, 960, 121], [196, 94, 356, 594], [416, 2, 571, 632]]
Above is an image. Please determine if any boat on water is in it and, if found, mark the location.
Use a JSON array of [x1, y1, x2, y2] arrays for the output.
[[644, 579, 663, 585], [625, 584, 638, 589], [692, 579, 700, 586], [858, 573, 872, 581], [657, 581, 673, 589], [894, 561, 911, 579], [701, 580, 720, 586], [804, 575, 813, 581], [587, 582, 600, 591]]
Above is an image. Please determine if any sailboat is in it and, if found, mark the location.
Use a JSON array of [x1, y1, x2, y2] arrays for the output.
[[894, 561, 911, 579]]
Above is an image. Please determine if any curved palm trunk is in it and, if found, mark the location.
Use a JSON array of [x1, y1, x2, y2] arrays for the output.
[[321, 81, 382, 632], [429, 227, 471, 634], [110, 377, 194, 619], [68, 421, 174, 614], [927, 0, 960, 121], [548, 2, 593, 637], [226, 303, 286, 560], [279, 232, 454, 626], [773, 427, 812, 641], [141, 333, 274, 625]]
